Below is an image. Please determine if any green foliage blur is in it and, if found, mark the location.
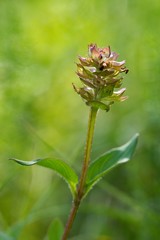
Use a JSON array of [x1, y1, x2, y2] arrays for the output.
[[0, 0, 160, 239]]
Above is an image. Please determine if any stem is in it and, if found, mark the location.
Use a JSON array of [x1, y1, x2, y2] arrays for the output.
[[77, 107, 98, 199], [62, 107, 98, 240]]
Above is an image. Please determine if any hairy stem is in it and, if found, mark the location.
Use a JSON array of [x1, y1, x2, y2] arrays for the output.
[[77, 107, 98, 199], [62, 107, 98, 240]]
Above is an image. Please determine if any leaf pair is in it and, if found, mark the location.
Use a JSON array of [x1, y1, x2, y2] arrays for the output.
[[10, 133, 139, 198]]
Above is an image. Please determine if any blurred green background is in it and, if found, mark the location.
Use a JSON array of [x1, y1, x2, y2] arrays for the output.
[[0, 0, 160, 239]]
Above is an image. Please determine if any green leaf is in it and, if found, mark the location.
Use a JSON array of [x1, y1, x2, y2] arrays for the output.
[[10, 157, 78, 197], [87, 100, 110, 111], [47, 219, 63, 240], [85, 133, 139, 195]]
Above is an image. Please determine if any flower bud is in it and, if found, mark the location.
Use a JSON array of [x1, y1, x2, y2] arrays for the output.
[[73, 44, 129, 111]]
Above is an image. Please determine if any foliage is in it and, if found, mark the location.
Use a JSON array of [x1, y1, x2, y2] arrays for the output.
[[10, 133, 138, 200]]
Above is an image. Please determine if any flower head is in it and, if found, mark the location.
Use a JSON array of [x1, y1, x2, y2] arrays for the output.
[[73, 44, 129, 111]]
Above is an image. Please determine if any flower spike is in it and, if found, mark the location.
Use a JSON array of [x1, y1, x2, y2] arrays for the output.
[[73, 44, 129, 111]]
